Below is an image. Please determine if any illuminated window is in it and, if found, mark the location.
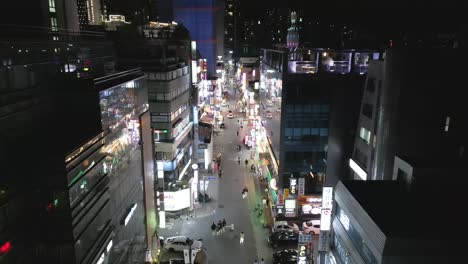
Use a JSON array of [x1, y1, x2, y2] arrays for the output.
[[49, 0, 56, 12], [228, 12, 233, 16], [445, 116, 450, 132], [359, 127, 371, 144], [50, 17, 58, 31]]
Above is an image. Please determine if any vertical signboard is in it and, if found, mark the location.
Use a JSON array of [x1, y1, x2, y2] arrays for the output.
[[298, 177, 305, 196], [284, 198, 297, 217], [289, 178, 297, 196], [322, 187, 333, 209], [298, 233, 313, 263], [318, 187, 333, 252]]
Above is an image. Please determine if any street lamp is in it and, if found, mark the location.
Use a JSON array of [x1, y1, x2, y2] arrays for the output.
[[192, 164, 199, 206]]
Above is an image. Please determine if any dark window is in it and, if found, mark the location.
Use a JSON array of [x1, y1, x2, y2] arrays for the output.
[[354, 148, 367, 168], [362, 103, 373, 119], [366, 78, 375, 92]]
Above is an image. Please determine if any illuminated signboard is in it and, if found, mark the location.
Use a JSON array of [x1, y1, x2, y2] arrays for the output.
[[289, 178, 297, 196], [191, 60, 197, 84], [322, 187, 333, 210], [320, 209, 332, 231], [123, 203, 138, 226], [298, 178, 305, 195], [164, 189, 190, 211], [284, 198, 297, 217]]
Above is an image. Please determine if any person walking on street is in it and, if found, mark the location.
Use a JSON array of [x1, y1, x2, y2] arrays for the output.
[[236, 130, 239, 136], [245, 159, 249, 167], [253, 260, 258, 264], [260, 258, 265, 264], [242, 186, 248, 199], [222, 218, 226, 232], [239, 232, 245, 244], [211, 222, 216, 236], [237, 157, 241, 165]]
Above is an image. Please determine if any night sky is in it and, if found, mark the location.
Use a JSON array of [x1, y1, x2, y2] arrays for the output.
[[239, 0, 467, 32]]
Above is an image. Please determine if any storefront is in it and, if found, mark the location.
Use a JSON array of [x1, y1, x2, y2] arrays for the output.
[[298, 196, 322, 218]]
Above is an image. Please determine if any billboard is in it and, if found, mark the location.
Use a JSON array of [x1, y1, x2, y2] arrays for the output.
[[164, 188, 191, 211]]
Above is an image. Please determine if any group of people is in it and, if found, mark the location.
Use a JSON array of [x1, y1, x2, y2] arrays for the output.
[[211, 219, 227, 236]]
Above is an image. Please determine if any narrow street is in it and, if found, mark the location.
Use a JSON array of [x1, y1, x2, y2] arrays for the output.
[[159, 85, 274, 263]]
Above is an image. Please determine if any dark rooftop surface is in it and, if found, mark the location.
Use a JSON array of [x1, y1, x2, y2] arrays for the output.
[[341, 179, 468, 239]]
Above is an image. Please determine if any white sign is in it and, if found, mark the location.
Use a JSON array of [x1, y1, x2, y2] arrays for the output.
[[320, 209, 332, 231], [290, 178, 297, 195], [199, 181, 209, 191], [124, 203, 138, 226], [322, 187, 333, 210], [298, 178, 305, 195], [285, 198, 297, 217], [164, 189, 190, 211], [191, 60, 197, 83]]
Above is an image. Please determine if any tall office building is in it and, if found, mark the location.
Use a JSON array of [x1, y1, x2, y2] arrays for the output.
[[114, 22, 195, 223], [172, 0, 219, 76], [0, 0, 80, 33], [350, 48, 468, 182], [326, 179, 467, 264], [76, 0, 103, 30], [260, 48, 379, 196], [0, 26, 155, 263], [224, 0, 238, 53]]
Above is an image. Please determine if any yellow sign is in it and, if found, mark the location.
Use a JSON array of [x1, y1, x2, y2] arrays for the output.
[[284, 189, 289, 199]]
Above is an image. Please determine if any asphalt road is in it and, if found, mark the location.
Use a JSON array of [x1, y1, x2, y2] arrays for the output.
[[159, 86, 274, 264]]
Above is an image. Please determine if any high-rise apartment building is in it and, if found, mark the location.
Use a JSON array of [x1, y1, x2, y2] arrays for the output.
[[350, 48, 468, 182]]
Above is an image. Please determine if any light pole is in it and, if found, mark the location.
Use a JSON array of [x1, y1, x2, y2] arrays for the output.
[[192, 164, 199, 207]]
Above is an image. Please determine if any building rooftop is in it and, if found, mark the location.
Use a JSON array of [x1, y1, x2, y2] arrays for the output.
[[341, 179, 468, 239]]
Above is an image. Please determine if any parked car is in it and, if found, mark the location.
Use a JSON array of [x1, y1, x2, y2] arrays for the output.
[[227, 110, 234, 119], [268, 231, 299, 248], [302, 220, 321, 235], [164, 236, 203, 252], [273, 249, 298, 264], [272, 221, 299, 233], [266, 111, 273, 118]]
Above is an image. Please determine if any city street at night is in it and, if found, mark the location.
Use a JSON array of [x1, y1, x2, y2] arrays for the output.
[[160, 85, 275, 263]]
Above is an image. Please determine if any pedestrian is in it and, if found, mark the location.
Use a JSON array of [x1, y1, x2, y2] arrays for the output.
[[236, 130, 239, 136], [253, 260, 258, 264], [237, 157, 241, 165], [260, 258, 265, 264], [222, 218, 226, 232], [217, 220, 223, 235], [245, 159, 249, 167], [239, 232, 245, 244], [211, 222, 216, 236]]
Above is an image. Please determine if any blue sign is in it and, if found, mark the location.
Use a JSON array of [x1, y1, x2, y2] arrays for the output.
[[206, 176, 217, 181]]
